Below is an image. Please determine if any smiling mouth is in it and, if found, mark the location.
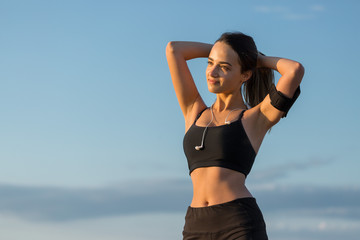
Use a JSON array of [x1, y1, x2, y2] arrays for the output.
[[208, 79, 219, 85]]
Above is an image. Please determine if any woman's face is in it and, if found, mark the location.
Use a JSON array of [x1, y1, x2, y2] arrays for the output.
[[206, 41, 250, 94]]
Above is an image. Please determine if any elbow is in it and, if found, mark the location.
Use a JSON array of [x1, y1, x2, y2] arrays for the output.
[[294, 62, 305, 80], [288, 62, 305, 85], [166, 41, 178, 56]]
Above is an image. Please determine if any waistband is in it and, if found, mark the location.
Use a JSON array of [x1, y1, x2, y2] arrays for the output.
[[188, 197, 257, 210], [184, 197, 265, 233]]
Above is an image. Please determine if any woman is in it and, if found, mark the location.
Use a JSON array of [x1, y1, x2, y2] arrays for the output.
[[166, 32, 304, 240]]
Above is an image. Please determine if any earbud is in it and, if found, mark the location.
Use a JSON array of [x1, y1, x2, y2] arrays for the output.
[[195, 145, 203, 151], [225, 121, 231, 125]]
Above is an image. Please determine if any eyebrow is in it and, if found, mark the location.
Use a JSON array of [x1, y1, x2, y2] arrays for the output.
[[208, 57, 232, 67]]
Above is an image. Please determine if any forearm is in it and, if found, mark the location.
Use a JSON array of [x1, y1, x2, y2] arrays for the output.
[[258, 55, 304, 97], [258, 55, 303, 75], [166, 41, 212, 60]]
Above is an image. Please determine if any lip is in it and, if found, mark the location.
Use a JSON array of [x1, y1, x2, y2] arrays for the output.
[[208, 79, 218, 85]]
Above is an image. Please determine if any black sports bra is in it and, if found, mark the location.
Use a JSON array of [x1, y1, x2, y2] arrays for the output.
[[183, 108, 256, 177]]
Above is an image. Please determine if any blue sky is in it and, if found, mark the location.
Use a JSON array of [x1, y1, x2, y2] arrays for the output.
[[1, 0, 359, 239]]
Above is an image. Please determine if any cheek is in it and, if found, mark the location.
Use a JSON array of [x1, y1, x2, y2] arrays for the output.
[[223, 74, 243, 88], [225, 72, 239, 82]]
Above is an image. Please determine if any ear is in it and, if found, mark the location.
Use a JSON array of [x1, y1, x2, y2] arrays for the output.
[[241, 70, 253, 82]]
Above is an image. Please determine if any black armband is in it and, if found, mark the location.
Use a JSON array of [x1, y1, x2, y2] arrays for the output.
[[269, 83, 301, 118]]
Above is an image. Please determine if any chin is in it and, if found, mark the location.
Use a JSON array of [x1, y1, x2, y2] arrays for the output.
[[208, 86, 222, 94]]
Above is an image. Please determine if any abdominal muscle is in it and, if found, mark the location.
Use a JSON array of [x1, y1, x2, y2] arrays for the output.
[[190, 166, 253, 208]]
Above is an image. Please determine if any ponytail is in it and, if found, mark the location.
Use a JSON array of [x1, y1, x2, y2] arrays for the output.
[[242, 67, 274, 108]]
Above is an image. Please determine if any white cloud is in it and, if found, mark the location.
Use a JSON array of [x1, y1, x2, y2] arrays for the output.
[[254, 4, 325, 21], [254, 5, 288, 13], [317, 221, 327, 231], [310, 4, 325, 12], [0, 212, 184, 240], [267, 215, 360, 240], [249, 158, 332, 182], [283, 13, 314, 20], [0, 179, 192, 221]]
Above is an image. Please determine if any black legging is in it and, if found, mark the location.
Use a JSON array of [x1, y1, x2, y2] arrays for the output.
[[182, 197, 268, 240]]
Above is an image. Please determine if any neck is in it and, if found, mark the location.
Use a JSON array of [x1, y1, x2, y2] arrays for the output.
[[213, 92, 247, 112]]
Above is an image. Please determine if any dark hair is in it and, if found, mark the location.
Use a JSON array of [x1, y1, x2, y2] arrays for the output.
[[216, 32, 274, 108]]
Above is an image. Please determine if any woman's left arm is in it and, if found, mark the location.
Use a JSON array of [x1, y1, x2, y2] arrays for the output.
[[257, 54, 305, 127]]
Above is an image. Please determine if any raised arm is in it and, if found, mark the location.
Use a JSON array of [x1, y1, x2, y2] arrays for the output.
[[165, 41, 212, 121], [257, 54, 305, 126]]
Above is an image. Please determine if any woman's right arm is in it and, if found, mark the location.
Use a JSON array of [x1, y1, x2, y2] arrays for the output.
[[166, 41, 212, 122]]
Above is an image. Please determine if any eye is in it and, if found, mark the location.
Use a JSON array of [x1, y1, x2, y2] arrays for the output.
[[221, 66, 230, 71], [207, 61, 213, 66]]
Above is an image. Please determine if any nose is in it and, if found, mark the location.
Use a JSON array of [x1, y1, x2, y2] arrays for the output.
[[208, 65, 219, 78]]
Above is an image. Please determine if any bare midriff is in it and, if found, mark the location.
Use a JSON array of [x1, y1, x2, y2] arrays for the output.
[[190, 166, 253, 208]]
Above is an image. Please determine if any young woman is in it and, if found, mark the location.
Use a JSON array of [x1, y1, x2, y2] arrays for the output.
[[166, 32, 304, 240]]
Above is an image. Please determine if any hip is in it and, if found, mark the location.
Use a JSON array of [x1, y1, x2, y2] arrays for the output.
[[183, 197, 268, 240]]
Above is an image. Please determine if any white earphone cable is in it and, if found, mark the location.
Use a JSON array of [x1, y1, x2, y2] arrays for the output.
[[195, 104, 214, 150], [195, 105, 242, 150]]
